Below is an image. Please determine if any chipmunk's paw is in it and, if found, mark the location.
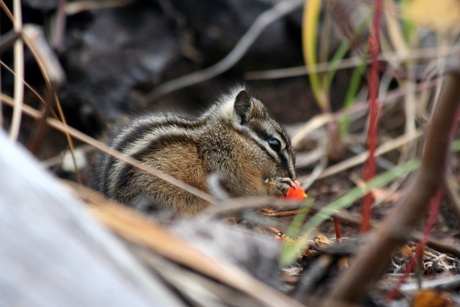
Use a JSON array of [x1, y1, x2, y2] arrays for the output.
[[264, 177, 294, 197]]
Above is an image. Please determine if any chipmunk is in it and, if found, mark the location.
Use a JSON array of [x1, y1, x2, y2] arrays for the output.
[[97, 87, 296, 215]]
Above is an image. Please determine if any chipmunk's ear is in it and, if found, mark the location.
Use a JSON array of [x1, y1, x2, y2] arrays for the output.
[[233, 90, 253, 124]]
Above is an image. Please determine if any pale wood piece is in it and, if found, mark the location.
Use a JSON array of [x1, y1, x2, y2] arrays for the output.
[[0, 130, 182, 307]]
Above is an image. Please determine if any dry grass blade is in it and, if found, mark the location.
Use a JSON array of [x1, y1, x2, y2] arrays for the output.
[[22, 26, 61, 149], [65, 0, 132, 16], [384, 0, 409, 58], [297, 130, 422, 182], [0, 26, 76, 168], [291, 78, 438, 148], [9, 0, 24, 142], [20, 25, 83, 181], [0, 60, 46, 104], [245, 45, 460, 80], [0, 1, 14, 22], [291, 113, 334, 147]]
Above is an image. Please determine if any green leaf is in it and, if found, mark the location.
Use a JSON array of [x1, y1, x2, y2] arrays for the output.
[[302, 0, 328, 111]]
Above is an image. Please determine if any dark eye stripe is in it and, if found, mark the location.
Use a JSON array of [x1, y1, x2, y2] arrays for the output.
[[250, 122, 284, 150], [247, 121, 296, 177]]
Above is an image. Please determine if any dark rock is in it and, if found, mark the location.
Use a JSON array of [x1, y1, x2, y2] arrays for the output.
[[169, 0, 287, 59], [60, 2, 180, 126], [22, 0, 57, 11]]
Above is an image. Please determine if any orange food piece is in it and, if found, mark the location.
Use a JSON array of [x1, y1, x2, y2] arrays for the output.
[[281, 181, 307, 200]]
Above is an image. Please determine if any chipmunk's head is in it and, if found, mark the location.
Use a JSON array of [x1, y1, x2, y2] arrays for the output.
[[213, 87, 296, 181]]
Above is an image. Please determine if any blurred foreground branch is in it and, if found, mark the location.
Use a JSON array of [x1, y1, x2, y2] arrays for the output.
[[325, 72, 460, 306]]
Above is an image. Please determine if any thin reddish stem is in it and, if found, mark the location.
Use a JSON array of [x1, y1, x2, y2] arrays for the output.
[[334, 218, 342, 242], [360, 0, 382, 232]]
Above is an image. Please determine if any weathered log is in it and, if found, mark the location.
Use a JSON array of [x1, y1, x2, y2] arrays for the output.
[[0, 130, 182, 307]]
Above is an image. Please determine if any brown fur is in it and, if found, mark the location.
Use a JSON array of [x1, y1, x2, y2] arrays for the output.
[[98, 88, 296, 215]]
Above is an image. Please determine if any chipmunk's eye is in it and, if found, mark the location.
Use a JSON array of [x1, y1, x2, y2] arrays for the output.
[[267, 138, 281, 151]]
